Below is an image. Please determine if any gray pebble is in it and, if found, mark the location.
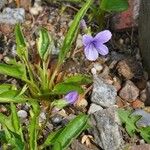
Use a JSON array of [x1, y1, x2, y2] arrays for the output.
[[17, 110, 28, 119]]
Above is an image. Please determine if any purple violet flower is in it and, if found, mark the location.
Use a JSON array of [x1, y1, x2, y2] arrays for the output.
[[82, 30, 112, 61], [64, 91, 78, 104]]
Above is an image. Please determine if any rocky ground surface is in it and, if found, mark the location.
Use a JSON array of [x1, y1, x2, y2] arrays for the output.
[[0, 0, 150, 150]]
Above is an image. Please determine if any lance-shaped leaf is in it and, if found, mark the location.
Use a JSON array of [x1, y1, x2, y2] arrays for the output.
[[53, 114, 88, 149], [53, 82, 83, 94], [0, 90, 34, 103], [64, 74, 92, 85], [58, 0, 93, 64], [0, 84, 16, 94], [28, 101, 40, 150], [37, 28, 53, 61], [100, 0, 128, 12], [15, 24, 28, 60], [0, 63, 27, 81]]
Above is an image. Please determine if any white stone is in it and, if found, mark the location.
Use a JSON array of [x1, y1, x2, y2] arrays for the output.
[[93, 63, 103, 72], [91, 67, 97, 75], [17, 110, 27, 119]]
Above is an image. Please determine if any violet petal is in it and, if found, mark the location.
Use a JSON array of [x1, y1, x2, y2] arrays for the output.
[[94, 30, 112, 43], [64, 91, 78, 104], [95, 44, 109, 56], [84, 44, 98, 61], [82, 35, 93, 46]]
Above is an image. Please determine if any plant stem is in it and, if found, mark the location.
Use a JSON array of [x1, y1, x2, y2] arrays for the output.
[[49, 64, 60, 89]]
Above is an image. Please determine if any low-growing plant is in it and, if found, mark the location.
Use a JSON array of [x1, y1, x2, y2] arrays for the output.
[[118, 109, 150, 143], [0, 0, 93, 149]]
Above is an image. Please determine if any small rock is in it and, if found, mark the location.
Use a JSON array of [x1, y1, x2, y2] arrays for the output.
[[76, 98, 88, 108], [91, 68, 97, 75], [93, 63, 103, 72], [0, 0, 7, 10], [119, 80, 139, 102], [29, 3, 43, 16], [17, 110, 28, 119], [117, 59, 144, 80], [132, 109, 150, 127], [0, 8, 25, 24], [90, 107, 123, 150], [91, 76, 117, 107], [116, 96, 126, 108], [131, 99, 144, 109], [51, 114, 63, 125], [128, 144, 150, 150], [70, 139, 98, 150], [140, 89, 147, 102], [88, 103, 103, 114]]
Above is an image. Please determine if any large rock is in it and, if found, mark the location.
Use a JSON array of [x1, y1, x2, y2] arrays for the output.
[[90, 107, 123, 150], [0, 8, 25, 24], [91, 76, 117, 107]]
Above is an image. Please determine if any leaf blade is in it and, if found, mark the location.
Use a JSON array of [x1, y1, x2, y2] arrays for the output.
[[58, 0, 93, 64]]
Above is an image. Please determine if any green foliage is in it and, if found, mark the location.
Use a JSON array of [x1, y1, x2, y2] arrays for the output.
[[100, 0, 128, 12], [64, 74, 92, 85], [0, 102, 24, 149], [28, 101, 40, 150], [41, 114, 88, 149], [118, 109, 150, 143], [37, 28, 52, 61], [0, 63, 27, 81], [15, 24, 28, 60], [0, 1, 92, 149], [58, 0, 93, 64], [53, 82, 84, 94]]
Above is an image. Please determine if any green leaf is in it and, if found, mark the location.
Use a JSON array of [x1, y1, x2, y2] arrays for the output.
[[41, 129, 63, 149], [118, 109, 141, 137], [52, 142, 62, 150], [53, 114, 88, 149], [6, 129, 25, 150], [0, 63, 27, 81], [37, 28, 53, 61], [64, 74, 92, 85], [15, 24, 28, 60], [0, 90, 35, 103], [100, 0, 128, 12], [10, 103, 24, 142], [53, 82, 84, 94], [28, 101, 40, 150], [58, 0, 93, 64], [0, 131, 7, 143], [0, 84, 16, 94], [139, 127, 150, 143]]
